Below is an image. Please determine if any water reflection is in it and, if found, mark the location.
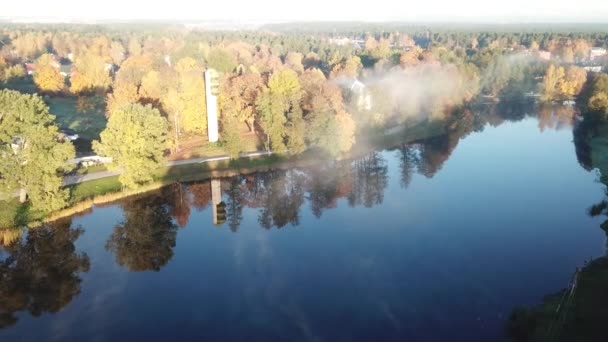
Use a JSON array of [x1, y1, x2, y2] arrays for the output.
[[503, 107, 608, 341], [106, 193, 178, 272], [109, 102, 581, 234], [0, 101, 588, 335], [348, 152, 389, 207], [0, 220, 90, 328]]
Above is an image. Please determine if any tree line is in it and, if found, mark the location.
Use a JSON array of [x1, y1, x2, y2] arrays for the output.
[[1, 23, 607, 215]]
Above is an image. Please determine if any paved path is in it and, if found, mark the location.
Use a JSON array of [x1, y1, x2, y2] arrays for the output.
[[62, 151, 273, 186]]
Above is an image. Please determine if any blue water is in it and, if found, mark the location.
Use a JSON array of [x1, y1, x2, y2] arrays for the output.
[[1, 116, 606, 341]]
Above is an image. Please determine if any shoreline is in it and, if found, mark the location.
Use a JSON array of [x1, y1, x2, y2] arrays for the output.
[[1, 117, 447, 232]]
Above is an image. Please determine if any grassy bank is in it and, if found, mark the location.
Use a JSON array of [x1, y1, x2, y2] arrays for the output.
[[0, 153, 292, 232]]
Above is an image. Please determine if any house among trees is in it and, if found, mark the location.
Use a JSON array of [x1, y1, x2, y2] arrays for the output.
[[59, 64, 74, 77], [343, 79, 372, 111], [537, 50, 552, 61], [584, 65, 603, 73], [590, 47, 607, 60], [10, 136, 24, 154], [24, 62, 35, 75]]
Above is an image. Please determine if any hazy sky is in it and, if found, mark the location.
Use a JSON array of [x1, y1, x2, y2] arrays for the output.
[[2, 0, 608, 22]]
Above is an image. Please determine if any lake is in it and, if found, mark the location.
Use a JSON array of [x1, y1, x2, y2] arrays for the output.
[[1, 107, 607, 341]]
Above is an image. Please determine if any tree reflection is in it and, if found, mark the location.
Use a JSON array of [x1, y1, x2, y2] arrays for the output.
[[258, 170, 305, 229], [348, 152, 389, 208], [106, 194, 178, 272], [165, 183, 191, 228], [188, 181, 212, 210], [398, 144, 420, 188], [537, 104, 576, 132], [0, 220, 90, 328], [224, 177, 244, 232], [92, 100, 583, 234], [306, 162, 352, 217]]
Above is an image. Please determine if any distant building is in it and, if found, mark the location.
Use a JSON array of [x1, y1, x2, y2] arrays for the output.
[[329, 37, 352, 46], [563, 100, 576, 106], [59, 64, 74, 77], [537, 50, 552, 61], [583, 65, 603, 73], [328, 37, 364, 49], [343, 79, 372, 111], [25, 55, 64, 76], [590, 47, 607, 60], [24, 63, 35, 75], [10, 136, 24, 154]]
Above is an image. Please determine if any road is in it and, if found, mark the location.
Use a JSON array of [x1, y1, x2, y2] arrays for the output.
[[62, 151, 273, 186]]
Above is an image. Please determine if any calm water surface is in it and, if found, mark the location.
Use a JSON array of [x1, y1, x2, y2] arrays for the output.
[[1, 114, 607, 341]]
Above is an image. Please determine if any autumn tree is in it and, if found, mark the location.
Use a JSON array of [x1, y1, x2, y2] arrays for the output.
[[573, 39, 592, 60], [542, 64, 565, 100], [93, 104, 168, 189], [0, 57, 6, 82], [542, 64, 587, 101], [220, 115, 245, 159], [4, 65, 26, 81], [11, 33, 44, 59], [206, 47, 237, 73], [330, 56, 363, 78], [285, 52, 304, 74], [106, 55, 154, 116], [299, 69, 356, 157], [69, 52, 111, 94], [0, 90, 75, 211], [587, 74, 608, 116], [560, 46, 575, 64], [89, 36, 111, 62], [399, 47, 423, 67], [366, 37, 391, 60], [171, 57, 206, 135], [219, 73, 265, 132], [560, 66, 587, 98], [110, 40, 126, 65], [33, 54, 64, 93], [256, 69, 305, 154], [127, 37, 142, 57]]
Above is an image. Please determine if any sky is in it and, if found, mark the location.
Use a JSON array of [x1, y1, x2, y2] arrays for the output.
[[2, 0, 608, 23]]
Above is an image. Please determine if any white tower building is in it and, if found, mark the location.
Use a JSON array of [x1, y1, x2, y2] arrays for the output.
[[205, 69, 220, 143]]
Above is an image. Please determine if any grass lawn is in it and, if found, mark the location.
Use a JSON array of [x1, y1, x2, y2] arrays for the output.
[[65, 153, 286, 204], [69, 175, 123, 203], [170, 132, 263, 160], [2, 77, 107, 143], [77, 164, 108, 174], [1, 77, 39, 94], [0, 198, 46, 229], [46, 96, 107, 141]]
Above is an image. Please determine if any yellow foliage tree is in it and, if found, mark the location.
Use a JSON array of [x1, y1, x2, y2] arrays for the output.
[[542, 64, 587, 101], [541, 64, 565, 101], [181, 58, 206, 134], [34, 54, 64, 93], [69, 52, 111, 94]]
